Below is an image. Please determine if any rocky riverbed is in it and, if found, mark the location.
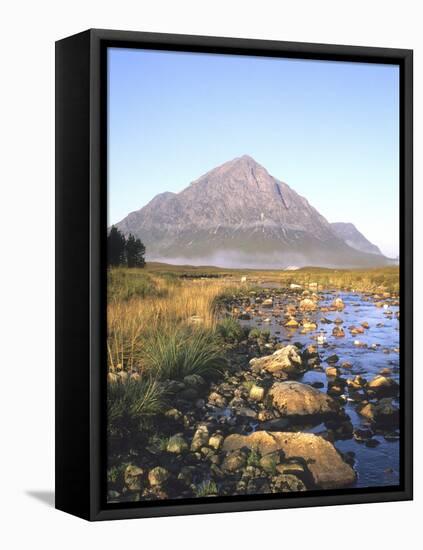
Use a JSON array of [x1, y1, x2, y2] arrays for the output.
[[108, 285, 400, 503]]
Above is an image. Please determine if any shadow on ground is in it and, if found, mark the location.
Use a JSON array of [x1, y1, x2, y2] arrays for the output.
[[26, 490, 55, 508]]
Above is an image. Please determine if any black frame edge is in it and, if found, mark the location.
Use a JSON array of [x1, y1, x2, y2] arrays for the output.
[[400, 48, 413, 501], [89, 28, 412, 61], [55, 28, 413, 521], [55, 30, 92, 520]]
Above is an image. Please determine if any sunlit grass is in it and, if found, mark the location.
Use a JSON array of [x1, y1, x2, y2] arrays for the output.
[[274, 266, 399, 294], [106, 263, 399, 449], [107, 265, 398, 375], [141, 326, 226, 380], [194, 480, 218, 497], [147, 263, 400, 294], [107, 268, 237, 372]]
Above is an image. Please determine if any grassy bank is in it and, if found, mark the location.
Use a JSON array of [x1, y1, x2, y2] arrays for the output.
[[107, 267, 237, 371], [107, 267, 240, 440], [147, 262, 400, 293], [107, 264, 399, 375], [107, 264, 399, 443]]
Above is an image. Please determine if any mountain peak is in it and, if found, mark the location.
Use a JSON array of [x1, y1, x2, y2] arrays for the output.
[[238, 154, 258, 163], [115, 157, 388, 268], [193, 154, 270, 188], [226, 154, 263, 169], [200, 154, 265, 174]]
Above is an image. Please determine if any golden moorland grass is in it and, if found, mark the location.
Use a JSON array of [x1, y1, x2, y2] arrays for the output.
[[107, 267, 236, 373], [106, 263, 399, 436], [147, 262, 399, 293], [107, 264, 399, 373]]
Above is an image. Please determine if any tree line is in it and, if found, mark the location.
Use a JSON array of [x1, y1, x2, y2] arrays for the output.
[[108, 226, 146, 268]]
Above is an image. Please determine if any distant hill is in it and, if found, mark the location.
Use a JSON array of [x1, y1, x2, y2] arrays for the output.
[[115, 155, 390, 269], [331, 222, 382, 256]]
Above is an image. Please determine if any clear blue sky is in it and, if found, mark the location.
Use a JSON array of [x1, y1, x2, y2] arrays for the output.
[[108, 48, 399, 258]]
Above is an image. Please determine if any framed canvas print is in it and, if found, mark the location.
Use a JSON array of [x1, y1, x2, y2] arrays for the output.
[[55, 29, 413, 521]]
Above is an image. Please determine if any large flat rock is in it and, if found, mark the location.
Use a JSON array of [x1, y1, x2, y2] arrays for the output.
[[222, 431, 356, 489], [249, 345, 303, 376], [268, 381, 339, 417]]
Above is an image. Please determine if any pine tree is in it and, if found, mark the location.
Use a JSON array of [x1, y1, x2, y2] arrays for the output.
[[125, 234, 146, 268], [107, 226, 126, 266]]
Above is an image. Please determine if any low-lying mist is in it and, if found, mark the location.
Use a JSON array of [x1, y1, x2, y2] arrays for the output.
[[147, 249, 386, 270]]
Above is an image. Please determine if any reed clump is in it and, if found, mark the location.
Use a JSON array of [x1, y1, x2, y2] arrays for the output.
[[107, 267, 237, 373], [107, 268, 238, 437], [107, 376, 166, 439]]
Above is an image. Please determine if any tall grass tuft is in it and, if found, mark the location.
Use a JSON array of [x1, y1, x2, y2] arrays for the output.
[[107, 377, 166, 438], [141, 326, 226, 380], [107, 273, 238, 372], [194, 480, 218, 497], [216, 317, 247, 342]]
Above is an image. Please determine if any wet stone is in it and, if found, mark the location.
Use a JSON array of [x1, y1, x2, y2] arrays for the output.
[[148, 467, 169, 487], [271, 474, 307, 493], [166, 434, 189, 454], [191, 425, 210, 452], [222, 450, 247, 473], [124, 465, 144, 492]]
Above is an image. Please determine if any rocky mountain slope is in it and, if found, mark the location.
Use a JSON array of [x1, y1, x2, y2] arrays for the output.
[[115, 155, 388, 268], [331, 222, 382, 256]]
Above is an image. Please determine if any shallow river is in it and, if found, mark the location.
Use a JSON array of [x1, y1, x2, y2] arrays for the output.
[[238, 289, 400, 489]]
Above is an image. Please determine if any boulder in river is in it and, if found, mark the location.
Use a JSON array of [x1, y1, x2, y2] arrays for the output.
[[166, 434, 189, 454], [148, 466, 170, 487], [249, 345, 303, 376], [208, 391, 227, 407], [302, 320, 317, 330], [350, 326, 365, 335], [379, 367, 392, 376], [358, 398, 399, 426], [367, 375, 399, 397], [164, 408, 184, 423], [332, 326, 345, 337], [208, 433, 224, 450], [332, 297, 345, 310], [271, 474, 307, 493], [299, 298, 317, 312], [191, 424, 209, 451], [124, 464, 144, 491], [302, 344, 319, 361], [222, 431, 356, 489], [222, 449, 247, 473], [347, 375, 367, 390], [326, 366, 339, 378], [249, 384, 265, 402], [327, 380, 346, 397], [267, 381, 339, 418], [257, 409, 275, 422]]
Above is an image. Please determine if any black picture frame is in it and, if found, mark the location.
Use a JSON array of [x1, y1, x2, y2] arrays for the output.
[[55, 28, 413, 521]]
